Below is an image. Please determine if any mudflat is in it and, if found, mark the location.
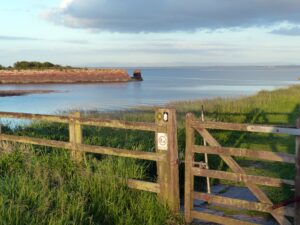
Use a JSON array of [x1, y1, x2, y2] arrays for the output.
[[0, 90, 57, 97]]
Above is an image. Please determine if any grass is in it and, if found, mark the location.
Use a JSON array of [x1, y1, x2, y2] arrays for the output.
[[0, 143, 181, 225], [1, 84, 300, 223]]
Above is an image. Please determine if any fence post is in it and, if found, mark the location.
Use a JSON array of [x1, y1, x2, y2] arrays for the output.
[[155, 108, 180, 213], [184, 113, 195, 223], [69, 112, 83, 161], [296, 119, 300, 225]]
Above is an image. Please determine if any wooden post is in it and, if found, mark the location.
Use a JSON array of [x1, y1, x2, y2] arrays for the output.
[[295, 118, 300, 225], [69, 112, 83, 161], [184, 113, 195, 223], [155, 108, 180, 213]]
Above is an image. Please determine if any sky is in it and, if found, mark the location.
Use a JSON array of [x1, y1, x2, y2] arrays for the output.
[[1, 0, 300, 67]]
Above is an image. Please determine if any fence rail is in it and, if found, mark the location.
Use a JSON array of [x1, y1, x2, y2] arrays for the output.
[[0, 109, 180, 212], [0, 111, 158, 131]]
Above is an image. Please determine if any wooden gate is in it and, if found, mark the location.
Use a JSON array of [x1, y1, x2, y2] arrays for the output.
[[184, 113, 299, 225]]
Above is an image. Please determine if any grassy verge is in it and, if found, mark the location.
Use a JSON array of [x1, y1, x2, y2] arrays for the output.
[[1, 84, 300, 223], [0, 143, 181, 225]]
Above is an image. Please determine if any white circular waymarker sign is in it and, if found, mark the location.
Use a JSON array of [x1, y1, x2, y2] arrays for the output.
[[157, 133, 168, 150]]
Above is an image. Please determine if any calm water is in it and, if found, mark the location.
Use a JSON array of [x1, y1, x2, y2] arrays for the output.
[[0, 67, 299, 114]]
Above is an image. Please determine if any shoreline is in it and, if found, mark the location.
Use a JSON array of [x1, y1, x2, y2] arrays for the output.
[[0, 90, 57, 97], [84, 84, 300, 120]]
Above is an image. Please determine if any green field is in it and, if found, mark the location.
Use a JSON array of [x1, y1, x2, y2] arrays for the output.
[[1, 84, 299, 224]]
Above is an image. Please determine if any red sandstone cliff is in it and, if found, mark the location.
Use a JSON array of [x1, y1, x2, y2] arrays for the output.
[[0, 69, 131, 84]]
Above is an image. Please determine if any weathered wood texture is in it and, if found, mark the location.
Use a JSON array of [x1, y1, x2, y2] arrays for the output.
[[185, 113, 296, 225], [0, 111, 158, 131], [0, 111, 69, 123], [0, 134, 162, 161], [155, 108, 180, 212], [166, 109, 180, 212], [126, 179, 160, 193], [69, 112, 83, 161], [191, 211, 258, 225], [193, 168, 295, 187], [0, 109, 179, 213], [193, 145, 295, 164], [184, 113, 195, 223], [77, 117, 157, 131], [193, 192, 294, 217], [193, 120, 300, 136]]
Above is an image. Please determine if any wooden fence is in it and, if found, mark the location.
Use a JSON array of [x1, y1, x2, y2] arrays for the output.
[[184, 113, 299, 225], [1, 109, 299, 224], [0, 108, 180, 212]]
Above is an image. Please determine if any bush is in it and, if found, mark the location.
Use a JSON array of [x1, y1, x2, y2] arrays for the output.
[[13, 61, 64, 70]]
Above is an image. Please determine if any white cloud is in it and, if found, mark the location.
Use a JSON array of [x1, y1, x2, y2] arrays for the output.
[[60, 0, 74, 9]]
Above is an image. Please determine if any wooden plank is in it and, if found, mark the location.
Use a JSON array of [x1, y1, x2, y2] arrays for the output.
[[195, 192, 294, 218], [273, 207, 295, 218], [0, 111, 157, 132], [296, 118, 300, 225], [155, 109, 170, 209], [0, 111, 69, 123], [78, 143, 164, 161], [193, 167, 295, 187], [77, 117, 158, 131], [126, 179, 160, 193], [191, 210, 258, 225], [194, 191, 272, 212], [165, 109, 180, 212], [0, 133, 72, 149], [193, 192, 296, 218], [69, 112, 83, 161], [193, 120, 300, 136], [0, 134, 163, 161], [154, 108, 180, 212], [193, 145, 295, 164], [195, 127, 292, 225], [184, 113, 195, 223]]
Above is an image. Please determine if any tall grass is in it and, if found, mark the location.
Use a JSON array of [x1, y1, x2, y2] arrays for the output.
[[0, 143, 181, 225]]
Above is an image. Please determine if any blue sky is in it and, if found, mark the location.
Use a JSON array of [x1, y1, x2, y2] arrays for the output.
[[1, 0, 300, 67]]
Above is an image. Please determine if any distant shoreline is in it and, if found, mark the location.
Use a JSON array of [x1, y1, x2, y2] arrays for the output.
[[0, 69, 132, 84]]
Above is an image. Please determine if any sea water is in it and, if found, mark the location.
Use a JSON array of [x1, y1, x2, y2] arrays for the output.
[[0, 66, 299, 114]]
